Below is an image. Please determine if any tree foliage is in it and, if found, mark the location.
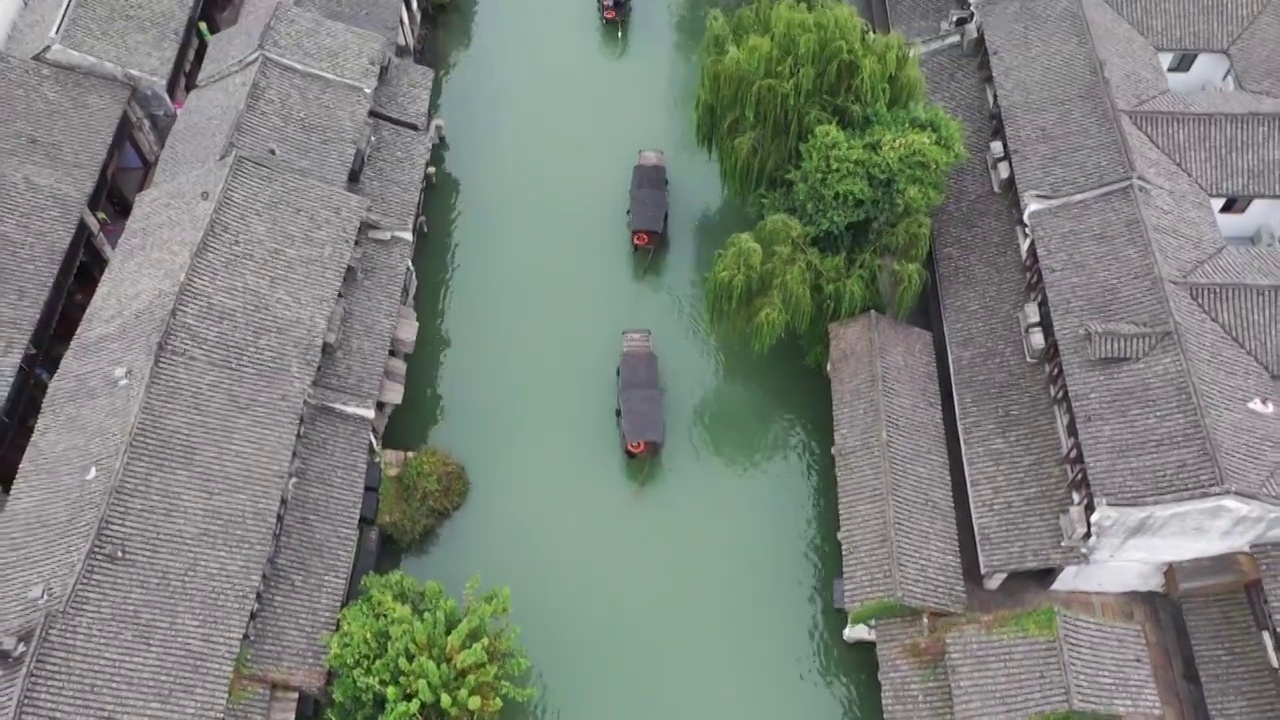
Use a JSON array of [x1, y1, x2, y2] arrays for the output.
[[378, 447, 470, 548], [327, 571, 534, 720], [694, 0, 966, 362], [694, 0, 926, 202]]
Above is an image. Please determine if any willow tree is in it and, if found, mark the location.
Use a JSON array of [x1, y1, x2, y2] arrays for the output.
[[694, 0, 926, 202], [696, 0, 964, 361], [706, 214, 879, 364]]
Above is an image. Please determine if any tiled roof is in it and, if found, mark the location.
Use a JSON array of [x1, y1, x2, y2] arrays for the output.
[[294, 0, 404, 41], [1181, 591, 1280, 718], [358, 119, 435, 229], [883, 0, 957, 43], [916, 40, 1080, 572], [7, 0, 193, 83], [155, 56, 372, 188], [200, 1, 389, 90], [827, 312, 965, 613], [0, 56, 130, 399], [915, 0, 1280, 513], [0, 154, 367, 718], [373, 57, 436, 131], [874, 616, 955, 720], [243, 402, 369, 689], [944, 611, 1162, 719], [981, 0, 1132, 196], [313, 234, 414, 406], [1251, 542, 1280, 626]]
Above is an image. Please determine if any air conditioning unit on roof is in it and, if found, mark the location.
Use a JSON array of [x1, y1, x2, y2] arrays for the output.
[[1060, 504, 1088, 545], [1252, 225, 1277, 248], [1023, 326, 1046, 362], [1020, 301, 1041, 330]]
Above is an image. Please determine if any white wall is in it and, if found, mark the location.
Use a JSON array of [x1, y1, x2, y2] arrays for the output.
[[1051, 495, 1280, 592], [1052, 561, 1167, 593], [1208, 196, 1280, 241], [1091, 496, 1280, 564], [0, 0, 24, 50], [1158, 51, 1235, 92]]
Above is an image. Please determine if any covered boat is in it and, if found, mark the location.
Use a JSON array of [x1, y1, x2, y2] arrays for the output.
[[627, 149, 669, 255], [598, 0, 631, 29], [615, 329, 664, 459]]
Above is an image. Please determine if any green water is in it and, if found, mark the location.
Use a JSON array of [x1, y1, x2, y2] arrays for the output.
[[384, 0, 881, 717]]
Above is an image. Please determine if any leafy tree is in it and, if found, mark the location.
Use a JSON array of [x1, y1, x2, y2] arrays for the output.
[[694, 0, 926, 202], [694, 0, 965, 362], [327, 571, 534, 720], [378, 447, 470, 548], [767, 118, 964, 256]]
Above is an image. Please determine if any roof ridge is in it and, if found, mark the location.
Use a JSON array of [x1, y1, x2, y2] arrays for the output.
[[1227, 0, 1275, 49], [1053, 609, 1082, 710], [1128, 190, 1234, 489], [41, 157, 237, 685], [867, 311, 905, 601], [1073, 0, 1138, 176]]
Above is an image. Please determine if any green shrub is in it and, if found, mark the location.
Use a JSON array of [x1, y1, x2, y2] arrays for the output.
[[847, 598, 915, 626], [377, 446, 470, 547], [326, 571, 534, 720]]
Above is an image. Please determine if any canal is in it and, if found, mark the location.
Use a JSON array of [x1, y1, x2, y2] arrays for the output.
[[383, 0, 881, 717]]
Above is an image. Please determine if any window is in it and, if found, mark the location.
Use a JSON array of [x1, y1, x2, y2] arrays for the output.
[[1167, 53, 1198, 73], [1219, 197, 1253, 214]]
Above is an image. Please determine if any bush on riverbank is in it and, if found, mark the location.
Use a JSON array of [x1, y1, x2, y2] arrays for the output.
[[378, 446, 470, 547], [695, 0, 966, 365], [327, 571, 534, 720]]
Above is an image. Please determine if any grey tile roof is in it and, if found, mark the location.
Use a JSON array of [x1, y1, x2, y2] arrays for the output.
[[981, 0, 1132, 196], [358, 119, 433, 229], [0, 56, 130, 397], [0, 153, 367, 719], [884, 0, 959, 42], [874, 616, 955, 720], [919, 43, 1080, 573], [372, 57, 436, 131], [827, 312, 965, 614], [1055, 611, 1164, 713], [244, 402, 368, 690], [225, 683, 273, 720], [1255, 542, 1280, 626], [294, 0, 404, 41], [943, 611, 1162, 719], [313, 234, 414, 406], [1128, 112, 1280, 196], [155, 56, 371, 188], [7, 0, 193, 82], [1103, 0, 1266, 50], [945, 626, 1070, 719], [1181, 591, 1280, 719], [959, 0, 1280, 506], [1229, 1, 1280, 98], [200, 1, 389, 90]]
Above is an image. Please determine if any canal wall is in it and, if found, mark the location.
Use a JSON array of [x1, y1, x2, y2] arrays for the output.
[[0, 0, 443, 717]]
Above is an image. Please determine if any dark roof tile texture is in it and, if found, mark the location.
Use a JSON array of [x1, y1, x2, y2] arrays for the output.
[[828, 312, 965, 613]]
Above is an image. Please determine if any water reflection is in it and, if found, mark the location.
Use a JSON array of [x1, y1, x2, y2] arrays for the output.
[[384, 160, 462, 450], [597, 20, 631, 57], [425, 0, 478, 74], [504, 669, 560, 720], [672, 0, 751, 55], [799, 397, 883, 717]]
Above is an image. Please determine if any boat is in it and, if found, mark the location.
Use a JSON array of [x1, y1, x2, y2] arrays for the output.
[[615, 329, 664, 459], [598, 0, 631, 34], [627, 149, 669, 258]]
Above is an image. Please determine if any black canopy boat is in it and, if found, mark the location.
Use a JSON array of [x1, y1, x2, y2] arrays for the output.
[[627, 149, 668, 258], [598, 0, 631, 35], [615, 329, 664, 460]]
